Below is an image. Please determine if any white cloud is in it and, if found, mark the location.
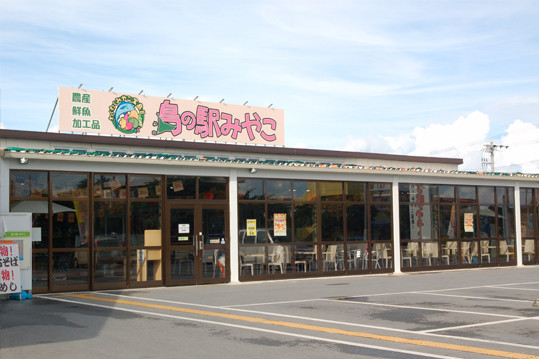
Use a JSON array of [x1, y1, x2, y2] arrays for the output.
[[496, 120, 539, 173]]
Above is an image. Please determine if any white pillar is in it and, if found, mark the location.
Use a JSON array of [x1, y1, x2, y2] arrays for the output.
[[229, 170, 240, 282], [514, 182, 523, 267], [392, 177, 401, 273], [0, 157, 10, 213]]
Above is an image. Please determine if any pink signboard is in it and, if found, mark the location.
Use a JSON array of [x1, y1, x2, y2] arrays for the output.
[[58, 87, 284, 146]]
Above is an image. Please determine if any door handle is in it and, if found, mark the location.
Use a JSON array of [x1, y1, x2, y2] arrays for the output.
[[200, 235, 204, 251]]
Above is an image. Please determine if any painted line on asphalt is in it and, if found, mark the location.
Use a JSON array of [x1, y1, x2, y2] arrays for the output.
[[56, 293, 539, 359], [486, 286, 539, 292], [92, 292, 539, 351], [420, 317, 538, 334], [39, 295, 462, 359], [419, 292, 533, 303], [326, 298, 524, 319]]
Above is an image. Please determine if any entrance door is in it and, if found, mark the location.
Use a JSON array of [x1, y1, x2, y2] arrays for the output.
[[167, 204, 228, 285]]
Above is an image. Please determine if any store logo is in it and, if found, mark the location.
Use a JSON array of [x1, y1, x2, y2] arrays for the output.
[[108, 95, 145, 134]]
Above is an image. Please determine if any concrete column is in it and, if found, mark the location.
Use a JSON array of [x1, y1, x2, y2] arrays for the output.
[[228, 170, 239, 282], [0, 158, 10, 213], [514, 182, 523, 267], [392, 177, 401, 273]]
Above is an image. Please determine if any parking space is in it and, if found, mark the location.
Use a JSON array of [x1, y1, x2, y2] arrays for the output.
[[1, 266, 538, 358]]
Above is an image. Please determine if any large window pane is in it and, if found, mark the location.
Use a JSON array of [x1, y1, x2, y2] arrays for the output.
[[52, 201, 89, 249], [93, 174, 126, 199], [369, 183, 391, 202], [129, 175, 161, 198], [238, 204, 266, 244], [346, 182, 365, 202], [322, 204, 343, 241], [294, 204, 317, 242], [53, 173, 88, 198], [94, 202, 126, 247], [294, 181, 316, 202], [438, 186, 455, 203], [130, 202, 161, 246], [478, 187, 495, 204], [238, 179, 265, 200], [268, 203, 292, 243], [347, 205, 367, 241], [401, 204, 438, 240], [459, 186, 476, 203], [166, 176, 196, 199], [319, 181, 342, 201], [440, 205, 457, 239], [199, 177, 227, 200], [479, 205, 496, 238], [267, 180, 291, 201], [370, 205, 391, 240], [10, 171, 48, 198]]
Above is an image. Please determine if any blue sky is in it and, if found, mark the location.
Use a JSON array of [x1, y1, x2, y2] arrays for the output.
[[1, 0, 538, 172]]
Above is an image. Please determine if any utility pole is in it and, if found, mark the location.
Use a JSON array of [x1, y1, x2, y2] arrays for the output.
[[482, 142, 509, 172]]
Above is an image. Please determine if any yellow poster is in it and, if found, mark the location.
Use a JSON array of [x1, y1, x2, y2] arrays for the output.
[[247, 219, 257, 236], [464, 213, 474, 233]]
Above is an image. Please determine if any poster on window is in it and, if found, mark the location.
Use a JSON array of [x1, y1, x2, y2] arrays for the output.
[[0, 244, 21, 294], [464, 213, 474, 232], [247, 219, 257, 236], [274, 214, 287, 236]]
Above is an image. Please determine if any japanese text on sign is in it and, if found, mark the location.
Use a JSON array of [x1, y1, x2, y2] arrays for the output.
[[0, 244, 21, 294]]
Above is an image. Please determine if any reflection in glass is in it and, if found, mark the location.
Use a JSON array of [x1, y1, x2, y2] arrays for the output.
[[294, 204, 316, 242], [345, 182, 365, 202], [52, 173, 88, 198], [322, 244, 344, 271], [370, 205, 391, 240], [319, 181, 342, 201], [95, 250, 126, 283], [11, 171, 48, 198], [52, 201, 89, 248], [94, 202, 126, 247], [439, 186, 455, 203], [170, 250, 194, 280], [347, 205, 366, 241], [369, 183, 391, 202], [238, 179, 265, 200], [267, 180, 291, 201], [166, 176, 196, 199], [478, 186, 495, 204], [33, 252, 48, 288], [347, 243, 368, 270], [52, 251, 88, 286], [130, 202, 161, 246], [240, 246, 266, 276], [294, 181, 316, 202], [268, 245, 288, 274], [199, 177, 227, 200], [295, 245, 316, 272], [93, 174, 126, 199], [440, 205, 457, 239], [322, 204, 343, 241], [422, 241, 439, 267], [268, 203, 292, 243], [129, 175, 161, 198], [372, 242, 392, 269], [458, 186, 476, 203]]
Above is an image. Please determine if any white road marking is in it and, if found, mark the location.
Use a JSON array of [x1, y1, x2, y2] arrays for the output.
[[420, 317, 539, 334]]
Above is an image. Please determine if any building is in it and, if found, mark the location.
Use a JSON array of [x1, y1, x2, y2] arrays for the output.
[[0, 88, 537, 293]]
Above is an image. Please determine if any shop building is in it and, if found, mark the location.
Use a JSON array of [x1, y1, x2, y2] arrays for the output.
[[0, 88, 537, 293]]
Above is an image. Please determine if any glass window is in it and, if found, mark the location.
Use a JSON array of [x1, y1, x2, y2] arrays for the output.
[[520, 188, 533, 205], [31, 212, 50, 249], [199, 177, 227, 200], [10, 171, 48, 198], [346, 182, 365, 202], [369, 183, 391, 202], [398, 184, 410, 203], [267, 180, 291, 201], [458, 186, 476, 203], [166, 176, 196, 199], [498, 206, 515, 238], [294, 204, 317, 242], [322, 204, 343, 242], [94, 202, 126, 247], [439, 186, 455, 203], [129, 175, 162, 198], [440, 205, 457, 239], [347, 205, 367, 241], [319, 181, 343, 201], [370, 204, 391, 240], [460, 205, 478, 238], [130, 202, 162, 246], [52, 173, 88, 198], [478, 187, 495, 204], [238, 204, 266, 244], [268, 203, 292, 243], [93, 174, 126, 199], [479, 205, 496, 238], [238, 179, 264, 200], [400, 204, 438, 240], [293, 181, 316, 202], [52, 201, 89, 249], [520, 206, 534, 238]]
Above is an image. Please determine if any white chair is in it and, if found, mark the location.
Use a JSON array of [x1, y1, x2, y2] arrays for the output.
[[323, 245, 338, 271], [480, 240, 491, 263], [441, 241, 457, 265], [421, 242, 435, 266], [240, 255, 254, 275], [402, 242, 418, 267], [499, 240, 511, 262], [523, 240, 535, 261], [269, 246, 285, 274]]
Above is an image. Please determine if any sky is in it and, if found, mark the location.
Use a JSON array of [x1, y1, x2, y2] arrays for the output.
[[1, 0, 538, 172]]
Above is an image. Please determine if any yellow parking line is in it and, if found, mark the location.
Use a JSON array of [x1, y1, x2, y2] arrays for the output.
[[68, 294, 539, 359]]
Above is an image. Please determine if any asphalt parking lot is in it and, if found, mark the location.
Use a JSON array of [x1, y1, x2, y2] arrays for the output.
[[1, 266, 538, 359]]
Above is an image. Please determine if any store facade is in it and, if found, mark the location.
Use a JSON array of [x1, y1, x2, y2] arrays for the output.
[[1, 129, 538, 293]]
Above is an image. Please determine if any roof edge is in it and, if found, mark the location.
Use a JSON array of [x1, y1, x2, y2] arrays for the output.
[[0, 129, 463, 165]]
